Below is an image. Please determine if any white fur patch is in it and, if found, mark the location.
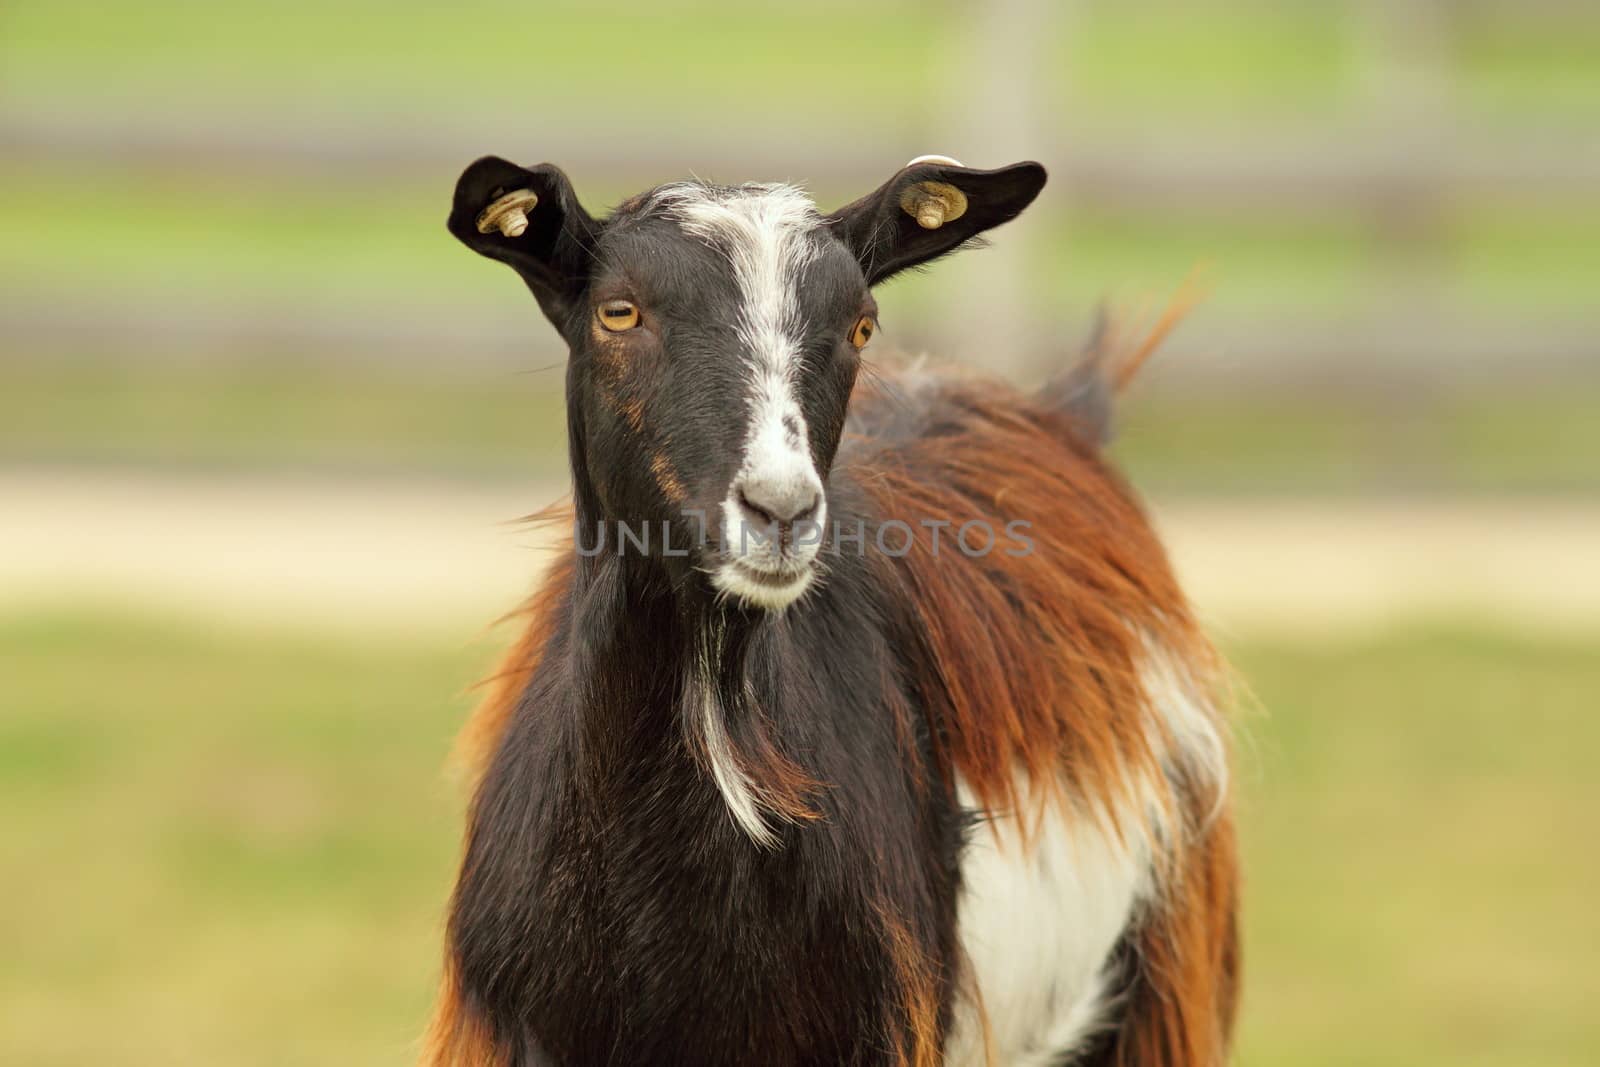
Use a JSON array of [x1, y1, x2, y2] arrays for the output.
[[1140, 637, 1230, 828], [946, 645, 1227, 1064], [698, 686, 779, 849], [945, 778, 1154, 1067], [688, 624, 779, 848]]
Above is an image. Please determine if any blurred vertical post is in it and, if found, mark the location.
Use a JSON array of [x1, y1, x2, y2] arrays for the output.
[[934, 0, 1062, 383], [1352, 0, 1452, 123], [1351, 0, 1456, 311], [1349, 0, 1457, 466]]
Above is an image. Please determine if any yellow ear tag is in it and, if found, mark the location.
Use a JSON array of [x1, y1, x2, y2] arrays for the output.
[[897, 153, 968, 230], [476, 188, 540, 238], [898, 181, 968, 230]]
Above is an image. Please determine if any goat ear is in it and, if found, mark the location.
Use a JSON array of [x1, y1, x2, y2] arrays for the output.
[[824, 158, 1047, 286], [447, 156, 602, 324]]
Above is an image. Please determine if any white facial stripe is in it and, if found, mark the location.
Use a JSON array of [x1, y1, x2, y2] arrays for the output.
[[655, 183, 828, 611], [654, 183, 822, 479], [656, 183, 817, 366]]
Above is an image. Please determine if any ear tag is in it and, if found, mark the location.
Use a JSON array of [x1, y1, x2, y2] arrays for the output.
[[899, 180, 967, 230], [476, 188, 540, 238]]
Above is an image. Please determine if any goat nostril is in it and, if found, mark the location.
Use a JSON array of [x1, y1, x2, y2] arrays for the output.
[[792, 491, 821, 527], [735, 482, 822, 534], [736, 488, 776, 528]]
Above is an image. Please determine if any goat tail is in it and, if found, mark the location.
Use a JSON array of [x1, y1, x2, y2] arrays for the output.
[[1037, 268, 1210, 446]]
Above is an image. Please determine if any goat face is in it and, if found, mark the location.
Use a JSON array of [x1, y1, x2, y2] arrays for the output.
[[585, 183, 866, 610], [448, 156, 1047, 611]]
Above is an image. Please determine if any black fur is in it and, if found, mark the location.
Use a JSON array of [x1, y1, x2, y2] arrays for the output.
[[442, 157, 1049, 1065], [451, 529, 965, 1065]]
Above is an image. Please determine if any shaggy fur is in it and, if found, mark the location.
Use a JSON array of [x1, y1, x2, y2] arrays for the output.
[[421, 156, 1239, 1066]]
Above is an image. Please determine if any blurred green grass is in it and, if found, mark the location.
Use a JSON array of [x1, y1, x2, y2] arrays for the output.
[[6, 1, 1598, 122], [0, 613, 475, 1067], [1, 610, 1595, 1065]]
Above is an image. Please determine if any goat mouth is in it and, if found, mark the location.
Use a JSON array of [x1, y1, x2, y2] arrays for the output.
[[734, 561, 807, 586], [712, 558, 816, 610]]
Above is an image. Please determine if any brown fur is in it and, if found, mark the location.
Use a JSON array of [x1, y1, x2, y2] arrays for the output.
[[842, 371, 1236, 1063], [874, 899, 946, 1067], [423, 534, 573, 1066], [648, 452, 688, 505], [450, 541, 574, 785], [426, 361, 1237, 1064], [420, 958, 502, 1067], [846, 373, 1219, 840], [1108, 814, 1241, 1065]]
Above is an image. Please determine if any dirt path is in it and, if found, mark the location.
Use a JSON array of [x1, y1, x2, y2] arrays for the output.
[[4, 469, 1596, 638]]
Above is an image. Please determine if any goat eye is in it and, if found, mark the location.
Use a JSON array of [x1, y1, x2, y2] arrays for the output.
[[849, 315, 875, 350], [597, 300, 641, 332]]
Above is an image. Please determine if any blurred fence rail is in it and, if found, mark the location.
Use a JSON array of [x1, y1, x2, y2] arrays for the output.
[[15, 91, 1589, 203], [6, 280, 1595, 391], [2, 0, 1596, 390]]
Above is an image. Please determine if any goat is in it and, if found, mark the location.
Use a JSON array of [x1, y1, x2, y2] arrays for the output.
[[422, 155, 1239, 1066]]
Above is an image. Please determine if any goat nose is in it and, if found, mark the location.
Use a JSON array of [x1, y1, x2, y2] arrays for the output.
[[735, 477, 821, 529]]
